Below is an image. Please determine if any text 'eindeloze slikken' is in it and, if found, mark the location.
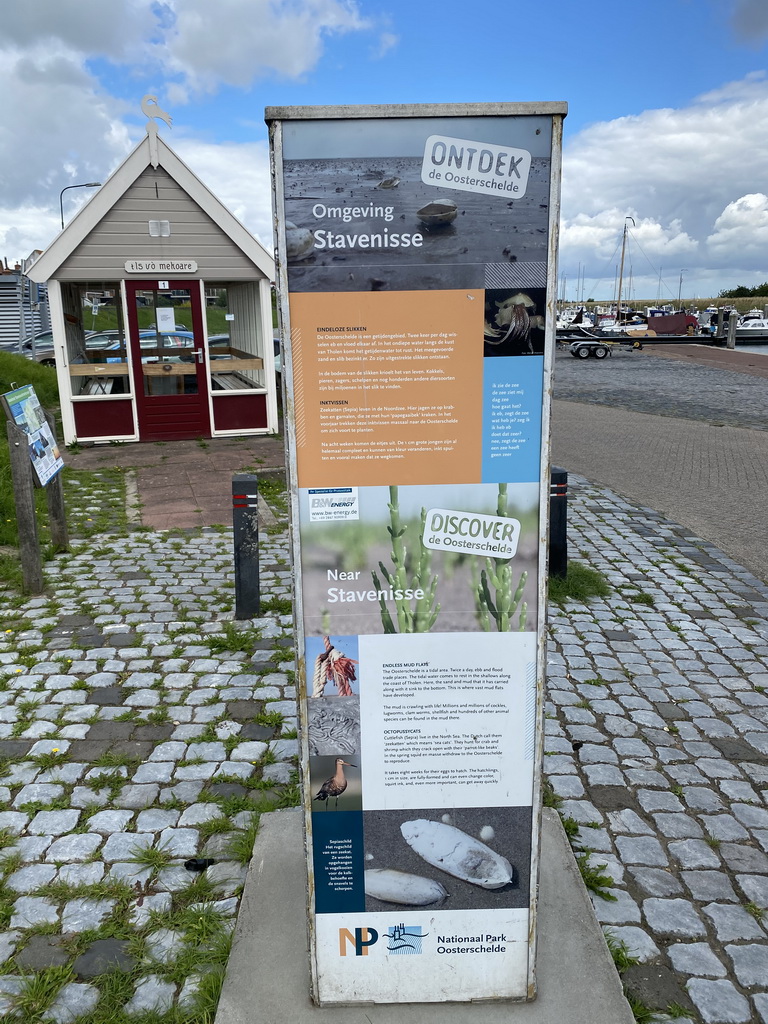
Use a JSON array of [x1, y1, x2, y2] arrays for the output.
[[421, 135, 532, 197]]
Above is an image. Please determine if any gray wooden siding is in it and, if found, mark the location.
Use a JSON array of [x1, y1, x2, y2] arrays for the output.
[[56, 168, 262, 281]]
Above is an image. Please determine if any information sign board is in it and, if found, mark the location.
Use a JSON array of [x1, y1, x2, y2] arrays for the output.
[[267, 102, 565, 1006], [2, 385, 64, 486]]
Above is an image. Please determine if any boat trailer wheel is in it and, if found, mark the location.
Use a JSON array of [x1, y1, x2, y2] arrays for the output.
[[593, 345, 609, 359], [574, 345, 591, 359]]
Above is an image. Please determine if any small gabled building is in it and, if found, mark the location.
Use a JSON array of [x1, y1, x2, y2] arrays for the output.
[[27, 111, 277, 445]]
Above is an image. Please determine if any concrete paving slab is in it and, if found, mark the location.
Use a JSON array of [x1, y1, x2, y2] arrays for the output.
[[215, 807, 634, 1024]]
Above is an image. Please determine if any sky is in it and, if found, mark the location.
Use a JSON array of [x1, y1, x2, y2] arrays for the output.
[[2, 0, 768, 302]]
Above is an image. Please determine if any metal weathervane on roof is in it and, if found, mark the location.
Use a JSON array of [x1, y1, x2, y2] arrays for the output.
[[141, 95, 173, 168]]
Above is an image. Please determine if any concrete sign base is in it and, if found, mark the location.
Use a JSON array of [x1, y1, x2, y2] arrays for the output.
[[214, 807, 633, 1024]]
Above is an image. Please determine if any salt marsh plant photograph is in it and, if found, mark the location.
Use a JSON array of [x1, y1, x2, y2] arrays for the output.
[[298, 482, 539, 636]]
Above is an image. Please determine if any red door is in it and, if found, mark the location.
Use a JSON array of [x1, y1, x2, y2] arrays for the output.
[[126, 280, 211, 441]]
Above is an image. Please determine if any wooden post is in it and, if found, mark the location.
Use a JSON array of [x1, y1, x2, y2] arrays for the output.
[[763, 304, 768, 320], [727, 312, 737, 350], [6, 421, 44, 593], [716, 309, 725, 339], [43, 411, 68, 552]]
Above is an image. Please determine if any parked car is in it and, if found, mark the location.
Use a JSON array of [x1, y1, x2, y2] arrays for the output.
[[135, 331, 199, 362], [2, 331, 55, 357], [27, 331, 124, 367]]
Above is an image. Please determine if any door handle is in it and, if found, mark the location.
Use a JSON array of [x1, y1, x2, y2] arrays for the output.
[[193, 348, 205, 364]]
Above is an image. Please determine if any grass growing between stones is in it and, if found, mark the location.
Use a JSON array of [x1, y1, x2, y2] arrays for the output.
[[603, 937, 668, 1024], [129, 844, 175, 871], [227, 816, 260, 866], [259, 596, 292, 615], [603, 930, 640, 973], [206, 624, 260, 656], [12, 964, 75, 1020], [256, 476, 288, 515], [0, 874, 236, 1022], [548, 561, 611, 607], [625, 993, 656, 1023], [574, 853, 616, 902]]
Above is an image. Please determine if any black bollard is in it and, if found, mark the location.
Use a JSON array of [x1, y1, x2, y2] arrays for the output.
[[549, 467, 568, 580], [232, 474, 260, 619]]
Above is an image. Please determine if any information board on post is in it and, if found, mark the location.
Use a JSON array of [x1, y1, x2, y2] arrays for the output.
[[267, 102, 566, 1006], [2, 385, 64, 487]]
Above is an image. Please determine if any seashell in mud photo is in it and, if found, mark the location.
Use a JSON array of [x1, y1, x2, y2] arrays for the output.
[[416, 199, 458, 226], [285, 221, 315, 261], [400, 818, 515, 890], [376, 176, 400, 189], [364, 868, 448, 905]]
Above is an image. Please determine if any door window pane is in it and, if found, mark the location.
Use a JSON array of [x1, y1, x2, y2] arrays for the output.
[[135, 289, 200, 396]]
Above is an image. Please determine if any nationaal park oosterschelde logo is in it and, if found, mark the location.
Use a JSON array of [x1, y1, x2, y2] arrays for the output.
[[338, 924, 427, 956], [387, 923, 427, 955]]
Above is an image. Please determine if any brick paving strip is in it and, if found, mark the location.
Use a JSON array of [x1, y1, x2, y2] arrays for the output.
[[547, 475, 768, 1024], [0, 472, 296, 1021]]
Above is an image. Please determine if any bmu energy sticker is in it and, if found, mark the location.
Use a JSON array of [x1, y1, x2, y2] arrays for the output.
[[421, 135, 532, 198], [308, 487, 359, 522], [422, 508, 521, 558]]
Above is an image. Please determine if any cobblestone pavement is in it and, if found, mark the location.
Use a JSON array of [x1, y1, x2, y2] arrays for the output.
[[546, 475, 768, 1023], [0, 512, 296, 1021], [553, 348, 768, 430]]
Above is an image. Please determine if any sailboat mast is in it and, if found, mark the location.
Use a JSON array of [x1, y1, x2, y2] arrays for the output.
[[616, 217, 635, 324]]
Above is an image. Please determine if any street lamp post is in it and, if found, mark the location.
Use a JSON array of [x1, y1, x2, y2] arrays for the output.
[[678, 269, 688, 309], [59, 182, 102, 230]]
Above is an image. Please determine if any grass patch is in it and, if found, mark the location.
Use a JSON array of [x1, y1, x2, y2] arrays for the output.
[[257, 475, 288, 515], [667, 1004, 694, 1019], [92, 753, 139, 770], [559, 814, 580, 842], [0, 352, 129, 589], [627, 591, 655, 607], [12, 964, 74, 1020], [206, 623, 260, 656], [626, 993, 656, 1023], [259, 596, 292, 616], [603, 930, 640, 973], [542, 780, 562, 810], [273, 778, 301, 808], [129, 843, 174, 871], [254, 709, 284, 729], [548, 561, 610, 607], [29, 751, 70, 771], [575, 853, 616, 901], [197, 817, 234, 842]]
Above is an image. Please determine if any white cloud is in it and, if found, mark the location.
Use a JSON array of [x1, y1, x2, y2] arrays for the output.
[[707, 193, 768, 255], [0, 0, 157, 56], [0, 44, 132, 209], [374, 31, 399, 58], [560, 74, 768, 297], [0, 0, 376, 262], [731, 0, 768, 40], [158, 0, 371, 92], [173, 138, 274, 246]]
